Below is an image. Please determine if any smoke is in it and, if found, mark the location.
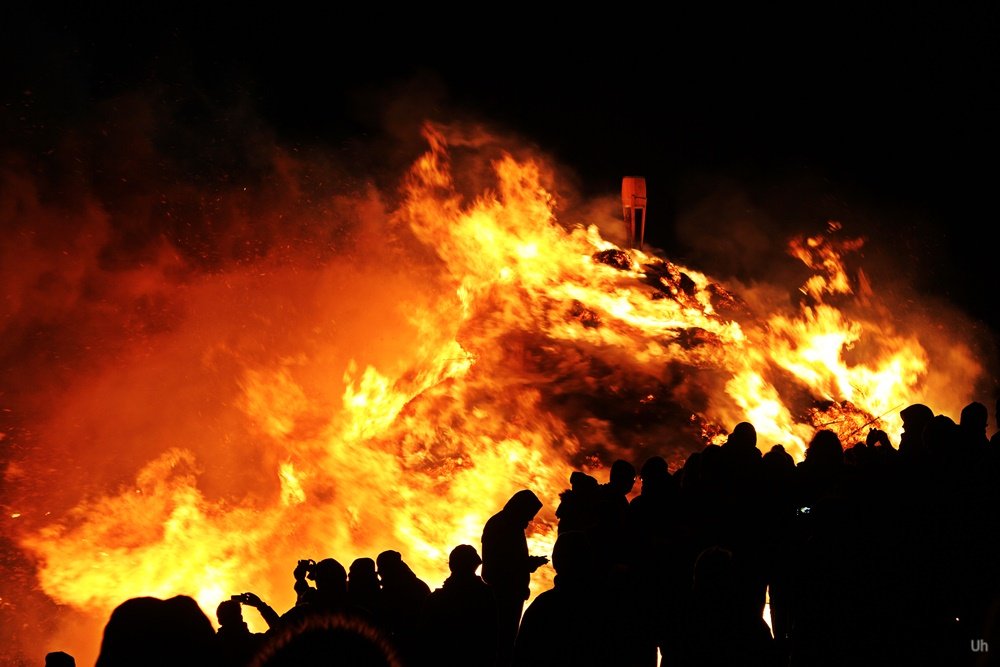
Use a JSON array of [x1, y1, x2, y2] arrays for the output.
[[0, 82, 433, 661], [672, 170, 999, 410], [2, 70, 997, 665], [0, 74, 612, 662]]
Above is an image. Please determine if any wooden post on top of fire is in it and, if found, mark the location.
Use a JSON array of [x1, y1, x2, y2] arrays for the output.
[[621, 176, 647, 251]]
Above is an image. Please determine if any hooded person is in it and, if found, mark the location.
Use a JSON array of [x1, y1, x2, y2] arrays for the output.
[[482, 489, 549, 666]]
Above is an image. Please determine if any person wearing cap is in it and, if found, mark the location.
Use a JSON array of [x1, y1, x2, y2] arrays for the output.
[[417, 544, 499, 667]]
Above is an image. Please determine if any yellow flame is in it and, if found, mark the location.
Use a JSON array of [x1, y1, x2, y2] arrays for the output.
[[17, 124, 983, 663]]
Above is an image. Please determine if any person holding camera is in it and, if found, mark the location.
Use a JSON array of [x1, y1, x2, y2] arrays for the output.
[[215, 592, 280, 667], [281, 557, 352, 626]]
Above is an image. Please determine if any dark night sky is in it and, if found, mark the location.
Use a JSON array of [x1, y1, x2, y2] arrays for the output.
[[3, 5, 999, 342]]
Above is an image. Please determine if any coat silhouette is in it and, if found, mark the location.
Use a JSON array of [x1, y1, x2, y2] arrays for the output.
[[512, 530, 615, 667], [418, 544, 499, 667], [482, 489, 548, 666], [376, 549, 431, 663]]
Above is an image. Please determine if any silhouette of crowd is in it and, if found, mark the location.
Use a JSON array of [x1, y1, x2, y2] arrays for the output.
[[49, 398, 1000, 666]]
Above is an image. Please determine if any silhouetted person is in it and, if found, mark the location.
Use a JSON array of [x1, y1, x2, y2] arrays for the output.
[[844, 439, 867, 467], [348, 557, 382, 621], [960, 401, 990, 455], [791, 426, 910, 665], [723, 421, 759, 455], [663, 546, 777, 667], [865, 426, 898, 466], [601, 460, 637, 511], [45, 652, 75, 667], [216, 594, 280, 667], [625, 455, 678, 665], [249, 613, 401, 667], [593, 459, 637, 574], [674, 444, 725, 586], [513, 530, 615, 667], [899, 403, 934, 463], [282, 557, 351, 626], [926, 413, 960, 464], [376, 549, 431, 663], [968, 396, 1000, 667], [760, 443, 796, 658], [796, 428, 845, 510], [95, 595, 217, 667], [763, 442, 794, 470], [482, 489, 549, 667], [418, 544, 499, 667], [924, 411, 993, 659], [555, 471, 600, 535], [628, 455, 678, 554], [715, 422, 769, 619]]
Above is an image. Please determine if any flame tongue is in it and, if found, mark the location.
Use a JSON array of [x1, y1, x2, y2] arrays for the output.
[[13, 124, 983, 654]]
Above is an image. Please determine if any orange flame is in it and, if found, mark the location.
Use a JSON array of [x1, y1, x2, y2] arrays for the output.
[[7, 123, 985, 662]]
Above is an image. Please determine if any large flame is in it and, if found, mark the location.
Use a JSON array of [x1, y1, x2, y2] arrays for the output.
[[2, 123, 986, 662]]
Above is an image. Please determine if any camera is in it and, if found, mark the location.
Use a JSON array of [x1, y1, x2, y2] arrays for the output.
[[298, 558, 317, 580], [230, 593, 250, 604]]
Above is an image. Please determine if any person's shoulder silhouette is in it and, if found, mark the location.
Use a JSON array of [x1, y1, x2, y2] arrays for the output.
[[282, 557, 351, 628], [375, 549, 431, 664], [45, 652, 76, 667], [418, 544, 498, 667], [96, 595, 217, 667], [513, 530, 614, 667]]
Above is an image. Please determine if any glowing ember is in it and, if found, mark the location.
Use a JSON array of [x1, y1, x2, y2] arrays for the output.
[[2, 123, 986, 662]]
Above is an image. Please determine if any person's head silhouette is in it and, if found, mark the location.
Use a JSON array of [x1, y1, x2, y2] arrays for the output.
[[311, 558, 348, 597], [217, 599, 244, 627], [448, 544, 483, 576], [609, 459, 636, 495], [504, 489, 543, 528]]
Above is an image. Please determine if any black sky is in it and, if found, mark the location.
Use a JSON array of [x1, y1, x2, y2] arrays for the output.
[[3, 5, 999, 341]]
